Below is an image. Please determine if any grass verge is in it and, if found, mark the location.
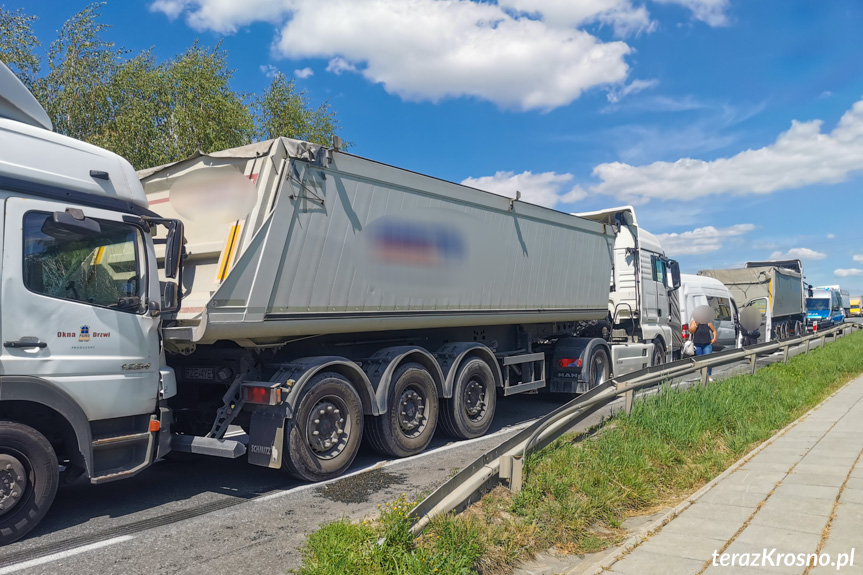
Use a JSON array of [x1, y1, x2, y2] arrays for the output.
[[295, 330, 863, 575]]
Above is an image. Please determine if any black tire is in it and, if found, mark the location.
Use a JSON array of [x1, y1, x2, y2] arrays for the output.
[[0, 421, 59, 545], [794, 321, 804, 337], [586, 347, 611, 390], [440, 358, 497, 440], [651, 339, 665, 367], [366, 363, 439, 458], [281, 373, 364, 482]]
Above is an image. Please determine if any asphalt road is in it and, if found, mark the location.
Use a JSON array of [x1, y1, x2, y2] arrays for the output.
[[0, 323, 855, 575]]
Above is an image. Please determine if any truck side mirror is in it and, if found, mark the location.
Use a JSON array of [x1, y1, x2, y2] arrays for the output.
[[162, 281, 179, 313], [164, 220, 184, 280], [668, 259, 681, 290]]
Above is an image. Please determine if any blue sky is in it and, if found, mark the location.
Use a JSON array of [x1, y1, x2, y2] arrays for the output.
[[12, 0, 863, 292]]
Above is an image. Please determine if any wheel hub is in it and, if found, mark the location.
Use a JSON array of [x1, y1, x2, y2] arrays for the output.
[[306, 400, 347, 459], [0, 454, 26, 517], [398, 389, 425, 434], [464, 379, 486, 419]]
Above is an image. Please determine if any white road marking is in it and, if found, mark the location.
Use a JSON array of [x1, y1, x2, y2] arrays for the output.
[[0, 536, 135, 574]]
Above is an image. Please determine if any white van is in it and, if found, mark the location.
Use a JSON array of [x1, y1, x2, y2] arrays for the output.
[[679, 274, 740, 351]]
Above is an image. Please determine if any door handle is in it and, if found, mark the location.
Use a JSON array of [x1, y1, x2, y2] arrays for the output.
[[4, 340, 48, 349]]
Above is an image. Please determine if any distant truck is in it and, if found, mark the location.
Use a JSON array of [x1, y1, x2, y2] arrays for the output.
[[698, 260, 806, 342], [806, 287, 845, 331], [851, 296, 862, 317], [817, 285, 851, 317]]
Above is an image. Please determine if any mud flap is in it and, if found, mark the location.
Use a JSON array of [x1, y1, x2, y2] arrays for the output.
[[247, 407, 288, 468]]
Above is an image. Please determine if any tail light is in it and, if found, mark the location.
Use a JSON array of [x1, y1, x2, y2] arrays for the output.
[[557, 358, 582, 368], [242, 382, 283, 405], [682, 324, 689, 340]]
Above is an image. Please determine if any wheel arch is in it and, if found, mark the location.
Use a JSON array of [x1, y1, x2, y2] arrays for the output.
[[0, 376, 92, 477], [277, 357, 377, 417], [435, 342, 503, 395], [362, 346, 445, 415]]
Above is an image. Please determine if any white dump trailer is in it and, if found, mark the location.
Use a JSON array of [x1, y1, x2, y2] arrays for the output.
[[698, 263, 806, 342]]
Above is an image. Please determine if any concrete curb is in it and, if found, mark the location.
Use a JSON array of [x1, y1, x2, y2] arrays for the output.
[[569, 378, 851, 575]]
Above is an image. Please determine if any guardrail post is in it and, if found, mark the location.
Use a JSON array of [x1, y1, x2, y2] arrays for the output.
[[783, 345, 789, 364], [750, 354, 757, 374], [624, 389, 634, 414], [805, 339, 810, 355], [701, 367, 709, 386], [820, 335, 825, 348], [510, 455, 523, 493]]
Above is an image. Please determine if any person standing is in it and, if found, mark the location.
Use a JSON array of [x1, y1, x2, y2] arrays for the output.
[[690, 316, 717, 382]]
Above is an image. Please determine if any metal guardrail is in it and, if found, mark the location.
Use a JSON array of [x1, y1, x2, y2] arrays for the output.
[[408, 322, 859, 535]]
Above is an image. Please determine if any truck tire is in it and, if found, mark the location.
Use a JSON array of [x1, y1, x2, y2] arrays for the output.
[[366, 363, 438, 458], [0, 421, 59, 545], [586, 348, 610, 390], [651, 339, 665, 367], [281, 373, 364, 482], [440, 358, 496, 440]]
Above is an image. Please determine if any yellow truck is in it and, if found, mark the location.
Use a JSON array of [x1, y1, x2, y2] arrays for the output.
[[851, 297, 862, 317]]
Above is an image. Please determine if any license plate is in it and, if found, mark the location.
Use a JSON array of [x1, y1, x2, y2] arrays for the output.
[[184, 367, 214, 381]]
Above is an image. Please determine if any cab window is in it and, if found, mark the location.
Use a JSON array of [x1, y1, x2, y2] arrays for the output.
[[651, 255, 666, 286], [707, 296, 733, 321], [23, 211, 145, 313]]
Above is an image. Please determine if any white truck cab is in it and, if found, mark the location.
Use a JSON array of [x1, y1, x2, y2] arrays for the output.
[[0, 62, 182, 544]]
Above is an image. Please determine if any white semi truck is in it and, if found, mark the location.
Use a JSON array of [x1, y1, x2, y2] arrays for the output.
[[0, 62, 678, 543]]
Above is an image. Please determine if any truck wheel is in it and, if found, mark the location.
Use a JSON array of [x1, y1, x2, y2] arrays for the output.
[[281, 373, 364, 482], [440, 358, 496, 440], [651, 340, 665, 367], [794, 321, 803, 337], [366, 363, 438, 458], [587, 348, 610, 390], [0, 421, 59, 545]]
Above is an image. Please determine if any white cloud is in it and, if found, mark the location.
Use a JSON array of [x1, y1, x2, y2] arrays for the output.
[[260, 64, 279, 78], [498, 0, 655, 37], [769, 248, 826, 261], [835, 268, 863, 278], [826, 233, 835, 239], [591, 99, 863, 203], [606, 78, 659, 103], [853, 254, 863, 263], [655, 223, 754, 256], [325, 57, 356, 75], [462, 171, 585, 209], [294, 67, 314, 79], [653, 0, 729, 26], [150, 0, 632, 111]]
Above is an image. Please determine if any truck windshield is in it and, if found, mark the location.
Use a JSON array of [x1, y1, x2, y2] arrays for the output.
[[23, 212, 145, 313], [806, 298, 829, 311]]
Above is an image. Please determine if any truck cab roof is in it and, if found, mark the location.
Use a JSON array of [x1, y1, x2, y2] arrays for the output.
[[0, 62, 149, 213]]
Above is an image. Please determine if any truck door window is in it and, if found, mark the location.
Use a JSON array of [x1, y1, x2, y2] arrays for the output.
[[651, 256, 666, 286], [23, 211, 145, 313], [707, 296, 732, 321]]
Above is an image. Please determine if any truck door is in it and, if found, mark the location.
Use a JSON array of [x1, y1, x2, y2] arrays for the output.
[[0, 198, 161, 422]]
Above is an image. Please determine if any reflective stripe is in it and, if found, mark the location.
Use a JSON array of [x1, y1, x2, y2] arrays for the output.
[[215, 223, 242, 282]]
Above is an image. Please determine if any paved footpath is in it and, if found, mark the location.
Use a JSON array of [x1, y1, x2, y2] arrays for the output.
[[595, 374, 863, 575]]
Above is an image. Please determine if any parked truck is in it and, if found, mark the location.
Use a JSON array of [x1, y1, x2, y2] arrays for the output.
[[806, 286, 845, 331], [817, 285, 851, 317], [698, 260, 806, 342], [576, 207, 680, 366], [0, 63, 678, 543], [851, 296, 862, 317]]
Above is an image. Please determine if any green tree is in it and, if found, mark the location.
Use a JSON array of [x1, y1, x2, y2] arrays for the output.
[[0, 6, 41, 89], [255, 72, 342, 147], [34, 2, 124, 142], [0, 2, 346, 169]]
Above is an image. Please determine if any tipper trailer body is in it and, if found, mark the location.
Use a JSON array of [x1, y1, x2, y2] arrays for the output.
[[0, 62, 678, 544], [698, 263, 806, 342]]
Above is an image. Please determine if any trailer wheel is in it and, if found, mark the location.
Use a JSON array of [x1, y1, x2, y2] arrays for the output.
[[366, 363, 438, 458], [281, 373, 363, 482], [794, 321, 804, 337], [440, 358, 496, 440], [0, 421, 59, 545], [587, 348, 610, 390]]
